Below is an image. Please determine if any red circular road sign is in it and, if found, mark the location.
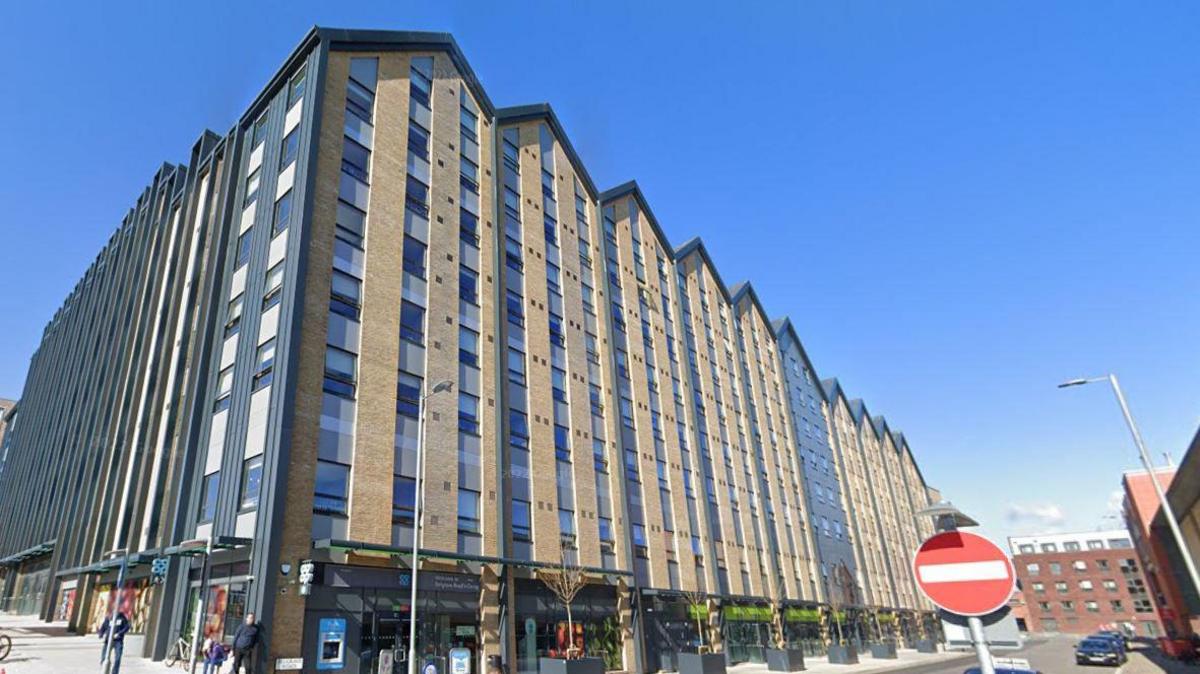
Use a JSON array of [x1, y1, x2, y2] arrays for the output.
[[912, 531, 1015, 616]]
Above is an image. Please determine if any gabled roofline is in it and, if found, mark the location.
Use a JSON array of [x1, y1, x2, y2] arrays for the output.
[[891, 431, 930, 489], [822, 378, 850, 409], [674, 237, 733, 304], [497, 103, 598, 199], [730, 281, 774, 331], [243, 26, 496, 128], [773, 318, 829, 405], [599, 180, 676, 257]]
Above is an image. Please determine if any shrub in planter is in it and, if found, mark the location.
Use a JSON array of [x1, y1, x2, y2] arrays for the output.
[[869, 642, 898, 659], [916, 639, 938, 654]]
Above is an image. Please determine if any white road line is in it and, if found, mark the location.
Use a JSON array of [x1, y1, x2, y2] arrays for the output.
[[917, 560, 1010, 583]]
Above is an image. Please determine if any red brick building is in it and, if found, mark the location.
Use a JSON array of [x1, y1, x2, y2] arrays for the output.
[[1124, 468, 1192, 637], [1010, 530, 1166, 637]]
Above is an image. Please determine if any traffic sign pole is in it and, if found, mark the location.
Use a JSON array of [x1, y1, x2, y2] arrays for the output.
[[915, 522, 1012, 674]]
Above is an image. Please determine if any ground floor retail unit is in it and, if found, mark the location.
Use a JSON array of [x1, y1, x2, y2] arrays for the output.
[[3, 549, 940, 674]]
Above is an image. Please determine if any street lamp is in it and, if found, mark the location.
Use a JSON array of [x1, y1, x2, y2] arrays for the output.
[[407, 379, 454, 674], [1058, 374, 1200, 604]]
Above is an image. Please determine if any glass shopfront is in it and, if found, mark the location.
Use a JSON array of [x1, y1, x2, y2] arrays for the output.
[[827, 608, 872, 650], [896, 612, 919, 647], [514, 579, 623, 674], [782, 606, 825, 657], [184, 561, 251, 644], [641, 594, 703, 672], [721, 605, 772, 665], [303, 566, 481, 674]]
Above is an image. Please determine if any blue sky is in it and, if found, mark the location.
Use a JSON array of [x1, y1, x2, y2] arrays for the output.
[[1, 1, 1197, 545]]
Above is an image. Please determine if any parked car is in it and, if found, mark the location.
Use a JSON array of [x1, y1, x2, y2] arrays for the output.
[[1088, 633, 1127, 655], [1094, 631, 1128, 651], [1076, 637, 1126, 666]]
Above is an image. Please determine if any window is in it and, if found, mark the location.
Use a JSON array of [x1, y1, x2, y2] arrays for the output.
[[392, 476, 416, 523], [398, 238, 425, 281], [252, 339, 277, 391], [396, 373, 421, 418], [512, 500, 532, 541], [506, 290, 524, 327], [198, 472, 220, 522], [288, 65, 307, 106], [1041, 543, 1058, 553], [598, 518, 614, 542], [460, 268, 478, 304], [324, 346, 357, 398], [459, 392, 480, 435], [400, 301, 425, 343], [214, 366, 234, 412], [507, 348, 526, 385], [459, 327, 479, 367], [240, 456, 264, 509], [1031, 582, 1045, 594], [409, 123, 430, 158], [1073, 560, 1087, 572], [1108, 538, 1133, 549], [251, 114, 268, 148], [1049, 562, 1062, 575], [1019, 544, 1035, 554], [280, 129, 299, 170], [244, 167, 261, 206], [554, 425, 570, 461], [558, 509, 576, 540], [263, 262, 284, 310], [225, 295, 244, 338], [1087, 539, 1104, 550], [460, 156, 479, 193], [1079, 580, 1094, 591], [1103, 579, 1118, 592], [272, 191, 293, 236], [505, 237, 523, 271], [1064, 541, 1081, 551], [1061, 600, 1075, 612], [236, 230, 253, 268], [1110, 600, 1124, 613], [460, 209, 479, 246], [1085, 600, 1100, 613], [342, 137, 371, 182], [458, 490, 481, 533], [1096, 559, 1110, 571], [410, 58, 433, 107], [551, 368, 567, 402], [1055, 582, 1069, 593], [313, 461, 350, 515], [405, 176, 429, 216], [330, 270, 361, 319]]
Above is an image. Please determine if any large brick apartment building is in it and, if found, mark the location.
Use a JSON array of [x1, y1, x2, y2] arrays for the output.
[[0, 27, 944, 674], [1010, 530, 1166, 637]]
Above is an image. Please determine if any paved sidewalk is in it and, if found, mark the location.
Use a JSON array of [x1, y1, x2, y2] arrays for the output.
[[727, 648, 974, 674], [1123, 643, 1200, 674], [0, 613, 182, 674]]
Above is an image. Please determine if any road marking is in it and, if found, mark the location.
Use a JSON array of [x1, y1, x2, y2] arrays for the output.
[[917, 560, 1010, 583]]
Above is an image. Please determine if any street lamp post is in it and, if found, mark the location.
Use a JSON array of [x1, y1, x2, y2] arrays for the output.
[[1059, 374, 1200, 604], [407, 379, 454, 674]]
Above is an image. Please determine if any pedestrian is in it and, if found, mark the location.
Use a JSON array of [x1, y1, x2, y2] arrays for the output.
[[98, 610, 131, 674], [231, 612, 261, 674], [202, 638, 228, 674]]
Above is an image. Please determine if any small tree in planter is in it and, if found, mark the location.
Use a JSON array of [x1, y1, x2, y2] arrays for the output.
[[683, 589, 710, 654], [537, 544, 603, 674], [678, 589, 725, 674], [868, 610, 897, 659], [764, 599, 804, 672], [825, 567, 858, 665]]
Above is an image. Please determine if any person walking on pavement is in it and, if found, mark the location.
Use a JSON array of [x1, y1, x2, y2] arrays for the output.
[[231, 612, 261, 674], [98, 610, 131, 674]]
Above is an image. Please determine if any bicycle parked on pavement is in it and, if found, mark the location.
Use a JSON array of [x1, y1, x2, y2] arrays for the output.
[[0, 630, 12, 661], [163, 633, 192, 669]]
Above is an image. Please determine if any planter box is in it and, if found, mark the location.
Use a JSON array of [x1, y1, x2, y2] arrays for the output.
[[765, 648, 805, 672], [826, 644, 858, 665], [678, 652, 726, 674], [915, 640, 938, 654], [869, 643, 897, 659], [538, 657, 605, 674]]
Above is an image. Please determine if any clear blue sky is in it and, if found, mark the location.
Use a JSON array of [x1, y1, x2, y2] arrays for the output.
[[2, 1, 1198, 544]]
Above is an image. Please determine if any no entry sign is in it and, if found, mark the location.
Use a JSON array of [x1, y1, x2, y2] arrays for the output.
[[913, 531, 1015, 616]]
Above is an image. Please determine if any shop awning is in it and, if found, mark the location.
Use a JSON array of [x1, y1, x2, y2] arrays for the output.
[[54, 548, 163, 578], [0, 539, 55, 567], [312, 538, 633, 577], [162, 536, 252, 557]]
